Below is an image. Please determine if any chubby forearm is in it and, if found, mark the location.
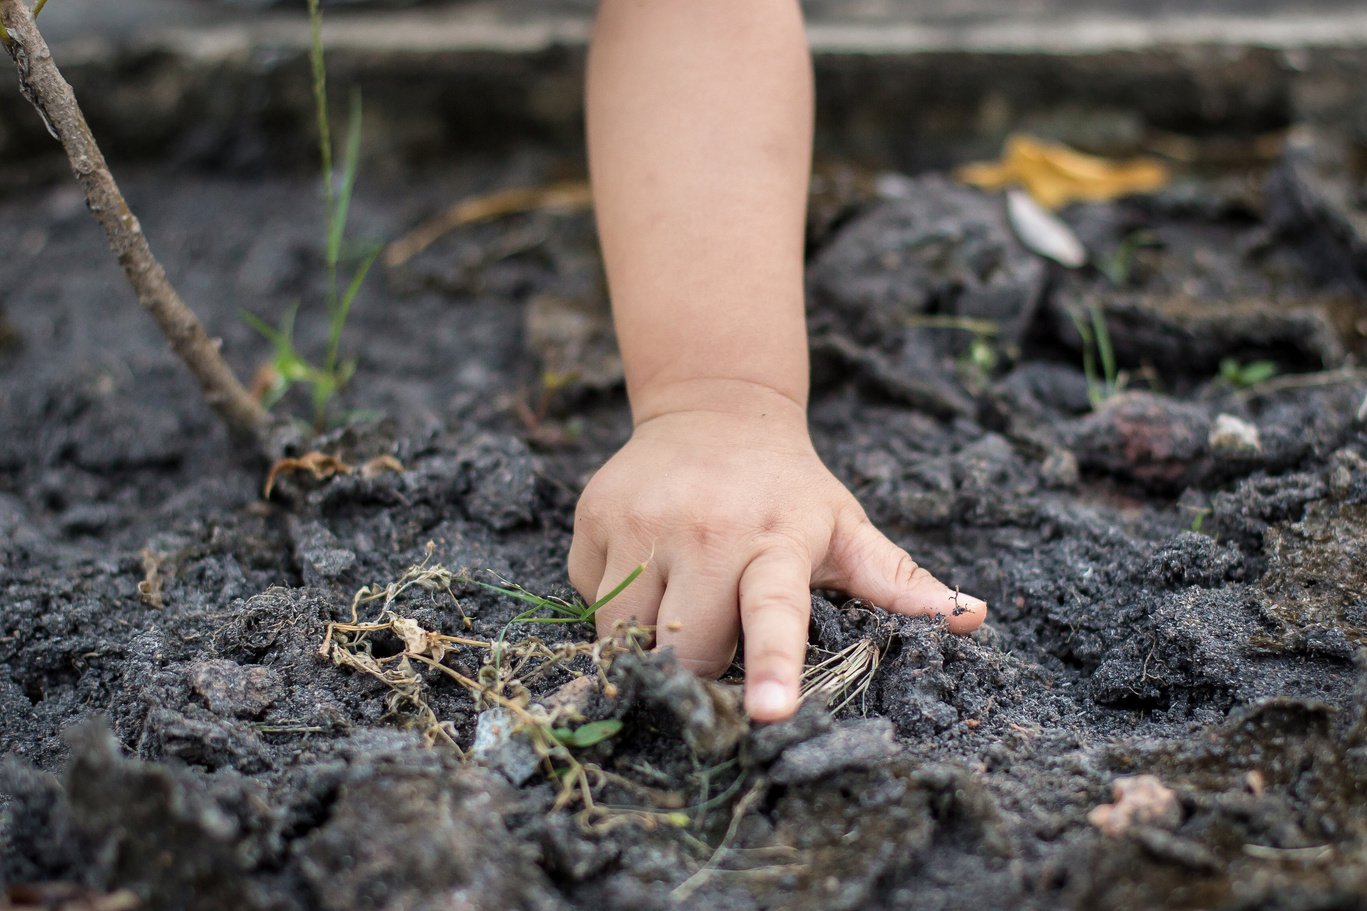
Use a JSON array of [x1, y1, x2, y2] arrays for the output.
[[586, 0, 814, 424], [576, 0, 986, 722]]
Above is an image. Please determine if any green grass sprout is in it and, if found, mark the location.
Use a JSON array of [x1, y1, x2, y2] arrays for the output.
[[1097, 229, 1163, 287], [242, 0, 377, 429], [475, 560, 647, 677], [1071, 302, 1120, 407], [1189, 507, 1211, 534], [1219, 357, 1279, 390], [476, 560, 648, 627], [551, 719, 624, 749]]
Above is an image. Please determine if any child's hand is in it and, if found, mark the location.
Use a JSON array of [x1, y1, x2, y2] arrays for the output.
[[568, 391, 987, 722]]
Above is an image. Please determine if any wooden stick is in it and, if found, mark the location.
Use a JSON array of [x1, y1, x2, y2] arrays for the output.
[[1, 0, 267, 440]]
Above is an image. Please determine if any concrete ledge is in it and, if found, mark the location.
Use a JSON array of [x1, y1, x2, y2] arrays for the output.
[[3, 3, 1365, 174]]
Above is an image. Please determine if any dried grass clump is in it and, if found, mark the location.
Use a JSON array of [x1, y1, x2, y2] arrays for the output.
[[319, 544, 650, 819]]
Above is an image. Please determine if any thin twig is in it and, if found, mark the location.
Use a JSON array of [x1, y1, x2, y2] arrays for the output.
[[382, 181, 593, 268], [0, 0, 266, 440]]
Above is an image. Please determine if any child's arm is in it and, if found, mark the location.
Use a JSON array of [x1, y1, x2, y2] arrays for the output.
[[570, 0, 986, 722]]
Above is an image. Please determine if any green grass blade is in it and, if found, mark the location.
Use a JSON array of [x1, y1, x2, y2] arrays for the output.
[[585, 561, 646, 619], [471, 579, 582, 617], [326, 244, 378, 375], [240, 309, 288, 347], [280, 299, 300, 342], [1089, 304, 1117, 396], [311, 374, 338, 430], [327, 91, 364, 277], [511, 616, 592, 626], [306, 0, 333, 220], [490, 561, 646, 630], [1069, 309, 1101, 407], [34, 0, 50, 16]]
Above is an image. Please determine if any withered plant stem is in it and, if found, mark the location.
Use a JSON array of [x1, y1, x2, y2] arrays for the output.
[[0, 0, 266, 440]]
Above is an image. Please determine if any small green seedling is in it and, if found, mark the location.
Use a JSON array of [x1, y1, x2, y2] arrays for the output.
[[1070, 302, 1120, 407], [242, 0, 378, 429], [903, 315, 1001, 385], [474, 560, 647, 671], [551, 719, 623, 749], [1187, 506, 1212, 534], [475, 560, 647, 627], [1096, 229, 1163, 287], [1219, 357, 1278, 390], [963, 334, 999, 375]]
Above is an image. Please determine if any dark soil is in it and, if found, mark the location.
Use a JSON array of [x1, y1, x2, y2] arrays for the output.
[[2, 143, 1366, 911]]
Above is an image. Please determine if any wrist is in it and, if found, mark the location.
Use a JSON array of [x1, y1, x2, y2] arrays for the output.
[[629, 376, 809, 429]]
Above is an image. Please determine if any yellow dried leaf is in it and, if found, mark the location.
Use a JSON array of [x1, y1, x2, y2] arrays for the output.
[[263, 451, 353, 498], [956, 134, 1169, 209]]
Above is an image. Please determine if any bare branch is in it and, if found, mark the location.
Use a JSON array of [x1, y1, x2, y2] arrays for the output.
[[1, 0, 267, 440]]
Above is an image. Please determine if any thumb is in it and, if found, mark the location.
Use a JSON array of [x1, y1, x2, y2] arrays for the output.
[[823, 514, 987, 634]]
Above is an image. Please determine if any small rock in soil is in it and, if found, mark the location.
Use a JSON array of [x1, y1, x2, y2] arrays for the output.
[[471, 708, 542, 786], [812, 331, 977, 419], [1089, 586, 1259, 709], [1266, 133, 1367, 291], [1068, 392, 1212, 489], [187, 659, 281, 719], [1088, 774, 1182, 837], [1207, 413, 1262, 457], [456, 433, 540, 532], [290, 520, 357, 587], [769, 718, 901, 785], [57, 722, 280, 911]]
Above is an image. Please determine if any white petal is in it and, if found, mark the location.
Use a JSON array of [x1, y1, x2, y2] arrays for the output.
[[1006, 189, 1088, 268]]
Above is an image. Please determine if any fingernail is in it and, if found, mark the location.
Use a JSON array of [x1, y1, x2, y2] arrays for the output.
[[747, 680, 793, 721]]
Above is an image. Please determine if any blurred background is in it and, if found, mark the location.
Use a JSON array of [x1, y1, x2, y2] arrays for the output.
[[6, 0, 1365, 179]]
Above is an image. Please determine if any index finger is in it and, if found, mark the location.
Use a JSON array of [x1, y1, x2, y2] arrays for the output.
[[738, 546, 812, 722]]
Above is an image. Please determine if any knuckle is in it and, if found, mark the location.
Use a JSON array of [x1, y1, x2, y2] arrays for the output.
[[686, 522, 716, 550], [835, 500, 874, 536], [746, 520, 813, 557], [572, 496, 608, 536], [616, 509, 649, 541], [893, 551, 931, 587]]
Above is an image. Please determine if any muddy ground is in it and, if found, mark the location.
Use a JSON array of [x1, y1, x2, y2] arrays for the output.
[[1, 138, 1366, 911]]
